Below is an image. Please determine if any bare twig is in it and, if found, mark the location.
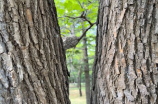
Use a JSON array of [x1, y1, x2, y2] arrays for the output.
[[65, 15, 81, 19], [78, 22, 96, 42], [65, 15, 93, 25], [77, 0, 84, 9]]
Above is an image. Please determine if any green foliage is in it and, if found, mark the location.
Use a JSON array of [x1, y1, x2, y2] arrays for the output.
[[55, 0, 98, 82]]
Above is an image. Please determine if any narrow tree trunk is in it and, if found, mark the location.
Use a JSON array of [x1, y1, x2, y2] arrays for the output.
[[91, 0, 158, 104], [78, 66, 82, 97], [0, 0, 70, 104], [70, 58, 78, 83], [82, 24, 90, 104]]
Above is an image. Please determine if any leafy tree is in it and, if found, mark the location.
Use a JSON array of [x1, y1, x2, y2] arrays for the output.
[[55, 0, 98, 104]]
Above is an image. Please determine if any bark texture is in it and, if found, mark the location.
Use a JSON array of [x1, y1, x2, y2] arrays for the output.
[[91, 0, 158, 104], [0, 0, 70, 104], [63, 36, 79, 50]]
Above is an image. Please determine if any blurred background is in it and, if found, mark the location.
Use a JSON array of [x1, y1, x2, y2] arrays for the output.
[[55, 0, 98, 104]]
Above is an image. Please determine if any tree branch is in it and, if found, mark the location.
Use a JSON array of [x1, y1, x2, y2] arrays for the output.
[[77, 0, 84, 9], [62, 22, 96, 50], [78, 22, 96, 41], [65, 15, 92, 25]]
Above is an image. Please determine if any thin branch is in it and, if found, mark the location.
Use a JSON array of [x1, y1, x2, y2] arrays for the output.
[[82, 16, 93, 25], [77, 0, 84, 9], [65, 15, 93, 25], [62, 22, 96, 50], [65, 15, 81, 19], [78, 22, 96, 42]]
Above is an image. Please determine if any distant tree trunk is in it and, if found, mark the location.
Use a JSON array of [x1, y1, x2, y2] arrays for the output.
[[82, 24, 90, 104], [0, 0, 70, 104], [70, 58, 77, 83], [78, 66, 82, 97], [91, 0, 158, 104]]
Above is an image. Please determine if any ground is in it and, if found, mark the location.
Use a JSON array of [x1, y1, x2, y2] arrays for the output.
[[69, 83, 86, 104]]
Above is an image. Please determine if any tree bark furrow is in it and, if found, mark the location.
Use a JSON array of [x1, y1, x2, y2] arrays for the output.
[[91, 0, 158, 104], [0, 0, 70, 104]]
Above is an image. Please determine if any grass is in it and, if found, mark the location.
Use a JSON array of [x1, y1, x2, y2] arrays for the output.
[[69, 83, 86, 104]]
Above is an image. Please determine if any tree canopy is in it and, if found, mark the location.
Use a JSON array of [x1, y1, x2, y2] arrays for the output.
[[55, 0, 98, 82]]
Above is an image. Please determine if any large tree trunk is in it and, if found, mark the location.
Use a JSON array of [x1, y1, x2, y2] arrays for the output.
[[91, 0, 158, 104], [0, 0, 70, 104]]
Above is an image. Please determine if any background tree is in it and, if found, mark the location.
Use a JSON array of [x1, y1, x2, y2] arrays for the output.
[[55, 0, 98, 104], [0, 0, 70, 103], [78, 66, 83, 97], [91, 0, 158, 104], [82, 21, 91, 104]]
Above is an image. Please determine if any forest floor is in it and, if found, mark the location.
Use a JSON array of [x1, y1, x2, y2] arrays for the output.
[[69, 83, 86, 104]]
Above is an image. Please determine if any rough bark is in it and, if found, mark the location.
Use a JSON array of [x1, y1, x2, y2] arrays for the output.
[[63, 35, 79, 50], [0, 0, 70, 104], [83, 23, 91, 104], [91, 0, 158, 104]]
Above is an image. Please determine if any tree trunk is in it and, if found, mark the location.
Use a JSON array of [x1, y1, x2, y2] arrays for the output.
[[70, 58, 77, 83], [83, 24, 90, 104], [91, 0, 158, 104], [78, 66, 82, 97], [0, 0, 70, 104]]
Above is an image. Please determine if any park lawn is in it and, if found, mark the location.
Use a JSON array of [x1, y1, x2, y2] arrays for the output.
[[69, 83, 86, 104]]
